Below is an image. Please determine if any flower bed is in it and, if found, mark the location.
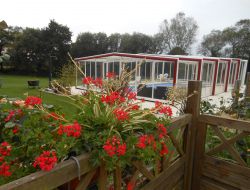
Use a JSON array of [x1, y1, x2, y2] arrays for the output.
[[0, 70, 172, 188]]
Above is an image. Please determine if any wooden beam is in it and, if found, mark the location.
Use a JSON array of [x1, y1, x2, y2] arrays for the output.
[[199, 114, 250, 132], [75, 169, 97, 190], [141, 157, 185, 190], [210, 126, 247, 166], [207, 132, 249, 156], [202, 156, 250, 189], [184, 80, 202, 190], [0, 154, 92, 190]]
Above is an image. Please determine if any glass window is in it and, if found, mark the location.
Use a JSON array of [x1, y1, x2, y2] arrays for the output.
[[178, 62, 186, 80], [86, 62, 91, 77], [114, 62, 120, 75], [91, 62, 96, 78], [96, 62, 102, 78]]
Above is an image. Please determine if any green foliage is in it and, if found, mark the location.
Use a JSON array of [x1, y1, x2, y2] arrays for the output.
[[57, 62, 75, 87]]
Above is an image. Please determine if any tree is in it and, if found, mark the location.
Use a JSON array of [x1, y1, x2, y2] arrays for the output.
[[222, 19, 250, 59], [119, 32, 154, 54], [43, 20, 72, 76], [108, 33, 121, 52], [198, 30, 225, 57], [157, 12, 198, 54], [10, 20, 72, 76]]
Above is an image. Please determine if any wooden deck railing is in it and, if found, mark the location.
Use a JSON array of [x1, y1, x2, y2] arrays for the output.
[[1, 80, 250, 190], [0, 113, 192, 190]]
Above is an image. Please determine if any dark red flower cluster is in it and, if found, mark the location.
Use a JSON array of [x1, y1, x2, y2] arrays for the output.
[[136, 135, 156, 149], [0, 142, 11, 157], [82, 76, 93, 85], [128, 104, 139, 111], [12, 126, 19, 134], [93, 77, 103, 87], [113, 108, 129, 121], [155, 101, 162, 108], [82, 77, 103, 88], [160, 142, 169, 156], [0, 142, 12, 177], [157, 123, 168, 139], [4, 110, 15, 122], [158, 106, 172, 116], [127, 92, 137, 100], [103, 136, 126, 157], [4, 109, 22, 122], [101, 92, 124, 105], [25, 96, 42, 106], [33, 151, 57, 171], [57, 121, 81, 138], [106, 72, 116, 78], [155, 101, 173, 116], [127, 181, 135, 190], [0, 162, 11, 177]]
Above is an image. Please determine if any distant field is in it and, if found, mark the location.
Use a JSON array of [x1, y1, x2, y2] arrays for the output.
[[0, 74, 78, 119]]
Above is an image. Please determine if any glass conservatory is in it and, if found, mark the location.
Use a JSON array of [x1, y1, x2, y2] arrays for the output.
[[75, 53, 248, 100]]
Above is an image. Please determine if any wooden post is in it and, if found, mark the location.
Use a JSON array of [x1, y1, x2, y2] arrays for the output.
[[245, 72, 250, 98], [98, 162, 107, 190], [183, 80, 202, 190]]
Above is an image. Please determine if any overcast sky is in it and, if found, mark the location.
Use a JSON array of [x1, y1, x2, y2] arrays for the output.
[[1, 0, 250, 45]]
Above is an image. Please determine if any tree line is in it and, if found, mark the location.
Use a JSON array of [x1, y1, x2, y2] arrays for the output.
[[0, 12, 249, 77]]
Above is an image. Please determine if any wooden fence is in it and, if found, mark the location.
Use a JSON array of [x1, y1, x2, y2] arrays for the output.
[[1, 81, 249, 190]]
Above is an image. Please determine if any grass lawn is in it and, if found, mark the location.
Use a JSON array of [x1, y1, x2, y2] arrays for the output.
[[0, 74, 78, 119]]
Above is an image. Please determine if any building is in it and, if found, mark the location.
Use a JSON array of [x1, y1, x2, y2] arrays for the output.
[[75, 53, 248, 100]]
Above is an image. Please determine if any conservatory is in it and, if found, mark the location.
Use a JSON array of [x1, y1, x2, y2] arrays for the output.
[[74, 53, 248, 100]]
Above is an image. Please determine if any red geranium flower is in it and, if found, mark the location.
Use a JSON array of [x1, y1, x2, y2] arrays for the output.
[[159, 106, 172, 116], [57, 121, 81, 138], [0, 142, 11, 157], [25, 96, 42, 106], [93, 78, 103, 87], [157, 123, 167, 139], [82, 76, 93, 85], [160, 143, 169, 156], [12, 126, 19, 134], [113, 108, 129, 121], [4, 110, 15, 122], [0, 162, 12, 177], [103, 136, 126, 157], [106, 72, 116, 78], [33, 151, 58, 171], [127, 92, 137, 100]]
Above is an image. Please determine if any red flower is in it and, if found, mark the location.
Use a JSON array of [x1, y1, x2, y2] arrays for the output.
[[25, 96, 42, 106], [82, 77, 93, 85], [159, 106, 172, 116], [57, 121, 81, 138], [157, 123, 167, 139], [127, 181, 135, 190], [93, 78, 103, 87], [106, 72, 116, 78], [4, 110, 15, 122], [0, 142, 11, 157], [0, 162, 11, 177], [127, 92, 137, 100], [103, 136, 126, 157], [101, 92, 120, 105], [136, 135, 147, 149], [155, 101, 162, 108], [136, 135, 156, 149], [141, 98, 145, 102], [12, 126, 19, 134], [117, 143, 126, 156], [33, 151, 57, 171], [128, 104, 139, 111], [160, 143, 169, 156], [113, 108, 129, 121]]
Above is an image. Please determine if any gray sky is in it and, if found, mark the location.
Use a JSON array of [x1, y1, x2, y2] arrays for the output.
[[1, 0, 250, 44]]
